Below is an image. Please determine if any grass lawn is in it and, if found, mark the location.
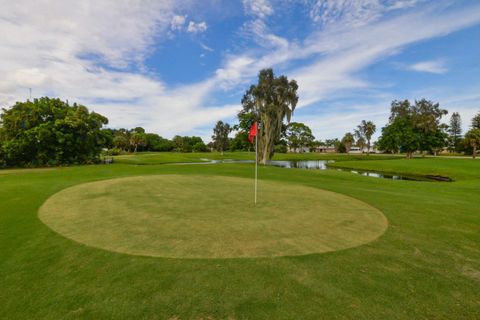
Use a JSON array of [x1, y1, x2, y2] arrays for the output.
[[112, 151, 401, 165], [1, 153, 479, 319]]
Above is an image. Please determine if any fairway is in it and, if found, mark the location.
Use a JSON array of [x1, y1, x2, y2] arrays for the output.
[[39, 175, 387, 258], [2, 155, 480, 319]]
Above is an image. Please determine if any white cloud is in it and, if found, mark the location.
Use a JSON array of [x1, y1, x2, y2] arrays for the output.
[[408, 59, 448, 74], [187, 21, 208, 33], [200, 42, 214, 52], [214, 1, 480, 139], [241, 0, 289, 50], [243, 0, 273, 18], [294, 101, 390, 140], [0, 0, 231, 140], [243, 19, 289, 49], [14, 68, 48, 87], [287, 3, 480, 110], [309, 0, 419, 28], [170, 15, 186, 30]]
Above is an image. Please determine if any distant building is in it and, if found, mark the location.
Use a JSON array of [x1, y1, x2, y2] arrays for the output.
[[288, 146, 310, 153], [314, 145, 336, 153], [350, 146, 380, 154]]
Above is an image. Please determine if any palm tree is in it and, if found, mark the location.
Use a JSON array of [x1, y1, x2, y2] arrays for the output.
[[465, 129, 480, 159], [341, 132, 355, 153], [356, 120, 376, 155]]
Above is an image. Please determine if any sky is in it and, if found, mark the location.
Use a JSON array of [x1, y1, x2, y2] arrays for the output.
[[0, 0, 479, 142]]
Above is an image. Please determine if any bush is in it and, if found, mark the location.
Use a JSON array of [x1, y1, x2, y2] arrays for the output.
[[274, 144, 287, 153], [104, 148, 123, 156]]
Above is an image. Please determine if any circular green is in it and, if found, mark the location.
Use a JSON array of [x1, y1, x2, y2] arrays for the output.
[[39, 175, 388, 258]]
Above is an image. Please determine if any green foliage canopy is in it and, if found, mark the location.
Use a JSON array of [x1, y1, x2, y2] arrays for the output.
[[378, 99, 448, 158], [286, 122, 315, 152], [0, 97, 108, 167]]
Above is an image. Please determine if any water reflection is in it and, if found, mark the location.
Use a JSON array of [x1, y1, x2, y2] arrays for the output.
[[196, 159, 448, 181], [268, 160, 330, 169], [266, 160, 439, 181]]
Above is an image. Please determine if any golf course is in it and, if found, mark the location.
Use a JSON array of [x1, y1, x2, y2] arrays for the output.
[[1, 153, 479, 319]]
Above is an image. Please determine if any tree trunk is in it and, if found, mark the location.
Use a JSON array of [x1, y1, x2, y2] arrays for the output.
[[261, 144, 268, 164], [406, 151, 413, 159], [260, 122, 271, 165], [473, 146, 477, 159]]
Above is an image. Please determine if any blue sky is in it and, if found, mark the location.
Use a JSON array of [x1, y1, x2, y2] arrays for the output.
[[1, 0, 479, 141]]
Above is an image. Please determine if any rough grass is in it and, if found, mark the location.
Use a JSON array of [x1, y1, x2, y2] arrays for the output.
[[1, 155, 479, 319], [39, 174, 387, 259]]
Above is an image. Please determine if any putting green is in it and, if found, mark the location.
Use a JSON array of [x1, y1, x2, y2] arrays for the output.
[[39, 175, 388, 258]]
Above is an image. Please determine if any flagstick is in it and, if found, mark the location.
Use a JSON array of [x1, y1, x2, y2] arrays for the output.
[[255, 129, 258, 205]]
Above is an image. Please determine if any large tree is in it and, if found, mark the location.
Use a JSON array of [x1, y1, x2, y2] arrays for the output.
[[211, 121, 231, 155], [464, 129, 480, 159], [172, 135, 208, 152], [355, 120, 376, 154], [377, 99, 448, 158], [286, 122, 315, 153], [0, 97, 108, 167], [448, 112, 462, 152], [241, 69, 298, 164], [145, 133, 173, 152]]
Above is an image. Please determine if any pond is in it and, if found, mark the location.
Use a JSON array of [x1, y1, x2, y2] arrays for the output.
[[199, 159, 451, 182]]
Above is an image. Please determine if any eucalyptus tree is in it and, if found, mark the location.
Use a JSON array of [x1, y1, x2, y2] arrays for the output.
[[212, 121, 231, 155], [341, 132, 355, 153], [356, 120, 376, 154], [448, 112, 462, 152], [241, 69, 299, 164]]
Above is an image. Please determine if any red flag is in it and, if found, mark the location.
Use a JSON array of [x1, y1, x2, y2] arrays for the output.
[[248, 122, 257, 143]]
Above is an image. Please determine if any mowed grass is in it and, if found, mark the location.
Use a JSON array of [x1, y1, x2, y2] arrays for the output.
[[0, 154, 479, 319], [113, 151, 401, 165], [329, 156, 480, 181], [39, 175, 387, 259]]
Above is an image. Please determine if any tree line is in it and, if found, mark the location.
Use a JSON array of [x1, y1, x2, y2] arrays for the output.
[[102, 127, 208, 154], [1, 69, 480, 168], [211, 69, 480, 160]]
